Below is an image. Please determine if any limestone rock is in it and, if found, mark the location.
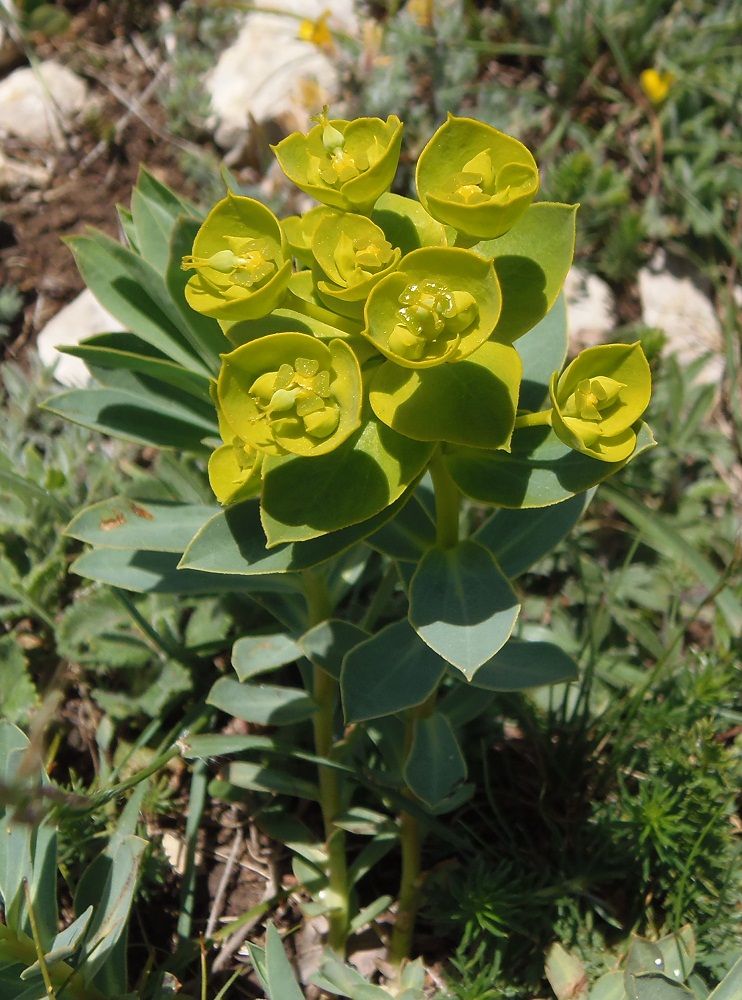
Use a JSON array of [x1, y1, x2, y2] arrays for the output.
[[0, 60, 88, 147], [639, 250, 724, 385], [564, 267, 616, 349], [36, 289, 124, 387], [0, 149, 51, 192], [206, 0, 357, 151]]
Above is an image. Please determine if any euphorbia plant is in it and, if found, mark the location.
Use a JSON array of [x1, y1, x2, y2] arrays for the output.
[[47, 112, 653, 991]]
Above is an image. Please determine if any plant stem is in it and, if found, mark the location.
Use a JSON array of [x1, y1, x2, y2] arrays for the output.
[[429, 448, 460, 549], [513, 408, 553, 429], [389, 693, 436, 968], [302, 570, 350, 954]]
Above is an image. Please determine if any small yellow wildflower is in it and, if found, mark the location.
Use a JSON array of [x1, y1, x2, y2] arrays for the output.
[[639, 68, 676, 104], [407, 0, 434, 28], [299, 10, 334, 51]]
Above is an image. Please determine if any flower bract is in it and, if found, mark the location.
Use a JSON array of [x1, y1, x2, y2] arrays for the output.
[[362, 247, 501, 367], [182, 193, 291, 321], [549, 342, 652, 461], [216, 333, 362, 463], [271, 110, 403, 214], [312, 211, 402, 319], [416, 115, 539, 240]]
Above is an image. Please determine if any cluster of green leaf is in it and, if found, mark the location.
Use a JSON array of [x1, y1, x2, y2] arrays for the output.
[[345, 0, 740, 280], [157, 0, 240, 150], [0, 285, 23, 341], [420, 348, 741, 997]]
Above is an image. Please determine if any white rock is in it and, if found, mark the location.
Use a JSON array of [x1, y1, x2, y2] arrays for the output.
[[36, 289, 125, 388], [639, 250, 724, 385], [206, 0, 357, 150], [0, 149, 51, 191], [0, 60, 88, 147], [564, 267, 616, 348]]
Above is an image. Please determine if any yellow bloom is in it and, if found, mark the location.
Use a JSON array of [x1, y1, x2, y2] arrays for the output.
[[407, 0, 433, 28], [299, 10, 334, 51], [639, 68, 675, 104]]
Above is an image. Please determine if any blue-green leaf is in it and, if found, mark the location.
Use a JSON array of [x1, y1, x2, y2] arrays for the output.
[[207, 676, 315, 725], [514, 294, 568, 412], [180, 490, 414, 576], [468, 638, 578, 690], [409, 540, 520, 678], [231, 633, 303, 681], [71, 548, 297, 595], [341, 620, 446, 723], [299, 620, 369, 680], [445, 422, 655, 509], [65, 498, 217, 553], [473, 491, 592, 577], [403, 712, 467, 809]]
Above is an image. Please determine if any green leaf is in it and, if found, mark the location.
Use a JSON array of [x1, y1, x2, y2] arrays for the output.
[[0, 637, 37, 725], [341, 620, 447, 723], [71, 548, 297, 595], [626, 974, 694, 1000], [62, 332, 213, 403], [473, 491, 592, 577], [603, 486, 742, 635], [349, 894, 394, 934], [515, 294, 569, 412], [371, 191, 447, 254], [403, 712, 467, 808], [365, 493, 435, 562], [656, 926, 695, 982], [227, 762, 319, 801], [66, 233, 209, 375], [368, 342, 521, 448], [131, 185, 179, 273], [477, 202, 577, 343], [313, 954, 392, 1000], [299, 620, 369, 680], [42, 386, 213, 453], [21, 907, 94, 979], [75, 834, 147, 981], [445, 421, 655, 508], [409, 540, 520, 678], [207, 676, 315, 725], [708, 957, 742, 1000], [65, 497, 217, 553], [261, 414, 434, 544], [468, 638, 578, 690], [180, 490, 413, 575], [231, 633, 303, 681], [589, 972, 626, 1000]]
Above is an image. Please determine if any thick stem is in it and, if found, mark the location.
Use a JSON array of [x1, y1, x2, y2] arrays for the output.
[[429, 449, 460, 549], [303, 570, 350, 954], [389, 693, 436, 968], [513, 408, 553, 429]]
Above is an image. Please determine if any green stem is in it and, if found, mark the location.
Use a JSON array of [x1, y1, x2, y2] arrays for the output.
[[513, 408, 553, 429], [389, 694, 436, 968], [303, 570, 349, 954], [429, 448, 460, 549]]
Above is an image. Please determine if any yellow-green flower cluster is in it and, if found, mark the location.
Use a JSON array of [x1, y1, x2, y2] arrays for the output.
[[181, 112, 653, 512]]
